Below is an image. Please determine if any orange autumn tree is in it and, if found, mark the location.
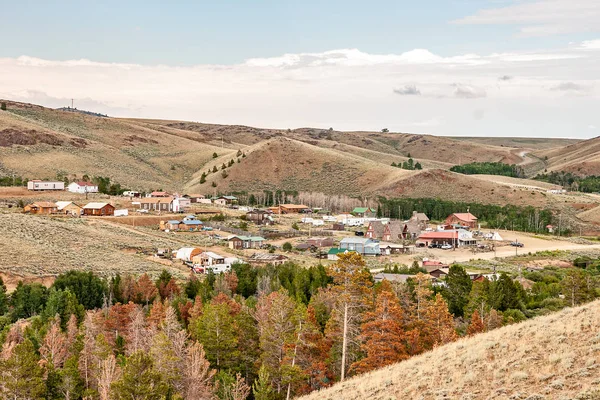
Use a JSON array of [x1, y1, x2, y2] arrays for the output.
[[293, 305, 333, 396], [351, 280, 408, 374], [467, 309, 485, 336], [423, 293, 458, 347]]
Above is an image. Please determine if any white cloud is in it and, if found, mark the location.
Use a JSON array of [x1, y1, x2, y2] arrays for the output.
[[452, 0, 600, 37], [0, 41, 598, 138], [578, 39, 600, 50], [452, 84, 487, 99]]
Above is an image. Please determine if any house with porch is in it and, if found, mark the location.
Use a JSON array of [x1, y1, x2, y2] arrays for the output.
[[23, 201, 58, 214], [228, 235, 266, 250], [55, 201, 82, 216]]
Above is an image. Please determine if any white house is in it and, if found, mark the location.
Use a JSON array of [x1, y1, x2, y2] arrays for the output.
[[68, 181, 99, 194]]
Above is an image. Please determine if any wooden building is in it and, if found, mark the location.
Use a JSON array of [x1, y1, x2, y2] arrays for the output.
[[55, 201, 82, 216], [445, 212, 478, 229], [246, 209, 273, 225], [82, 202, 115, 216], [23, 201, 58, 214]]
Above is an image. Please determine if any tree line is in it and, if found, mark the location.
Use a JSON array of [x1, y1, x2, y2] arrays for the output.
[[1, 255, 598, 399], [377, 197, 557, 234], [450, 162, 525, 178], [534, 171, 600, 193]]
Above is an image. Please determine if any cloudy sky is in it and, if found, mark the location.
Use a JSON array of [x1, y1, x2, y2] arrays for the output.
[[1, 0, 599, 138]]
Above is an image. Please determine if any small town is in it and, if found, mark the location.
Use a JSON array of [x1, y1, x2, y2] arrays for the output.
[[17, 179, 565, 280], [2, 2, 600, 399]]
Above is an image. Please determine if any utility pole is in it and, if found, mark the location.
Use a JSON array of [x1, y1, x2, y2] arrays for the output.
[[558, 212, 562, 237], [71, 98, 74, 109]]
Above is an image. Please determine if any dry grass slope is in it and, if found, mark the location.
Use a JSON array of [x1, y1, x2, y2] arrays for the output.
[[0, 212, 197, 281], [300, 301, 600, 400], [537, 136, 600, 176]]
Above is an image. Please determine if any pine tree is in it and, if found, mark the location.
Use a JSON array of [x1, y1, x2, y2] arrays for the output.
[[467, 309, 485, 336], [465, 280, 491, 321], [415, 162, 422, 170], [255, 290, 297, 393], [423, 293, 457, 347], [182, 342, 216, 400], [442, 265, 472, 317], [561, 268, 592, 307], [0, 339, 46, 399], [213, 152, 218, 158], [110, 351, 168, 400], [200, 172, 207, 184], [40, 314, 69, 369], [325, 252, 373, 381], [294, 305, 333, 395], [134, 273, 158, 305], [253, 365, 275, 400], [194, 301, 239, 369], [351, 281, 408, 374]]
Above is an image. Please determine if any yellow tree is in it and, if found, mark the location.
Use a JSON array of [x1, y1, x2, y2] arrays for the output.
[[326, 252, 373, 381]]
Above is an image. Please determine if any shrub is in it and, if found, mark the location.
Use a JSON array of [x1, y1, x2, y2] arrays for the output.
[[282, 242, 293, 252], [0, 102, 6, 111], [213, 152, 218, 158]]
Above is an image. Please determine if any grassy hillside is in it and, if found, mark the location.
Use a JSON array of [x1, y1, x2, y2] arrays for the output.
[[536, 136, 600, 176], [0, 101, 229, 191], [300, 300, 600, 400]]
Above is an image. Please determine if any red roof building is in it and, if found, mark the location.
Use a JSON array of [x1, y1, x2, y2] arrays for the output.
[[445, 213, 478, 229]]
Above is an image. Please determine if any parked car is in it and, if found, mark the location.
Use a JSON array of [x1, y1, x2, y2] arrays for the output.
[[136, 209, 149, 213], [440, 244, 453, 250], [354, 231, 365, 236], [510, 241, 524, 247], [428, 243, 440, 249]]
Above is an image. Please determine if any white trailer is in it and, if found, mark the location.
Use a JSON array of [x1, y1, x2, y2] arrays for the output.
[[27, 181, 65, 191]]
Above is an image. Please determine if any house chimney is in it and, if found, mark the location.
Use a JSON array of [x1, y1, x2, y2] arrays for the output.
[[413, 211, 417, 217]]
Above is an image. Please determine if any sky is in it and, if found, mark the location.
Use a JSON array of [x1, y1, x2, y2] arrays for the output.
[[1, 0, 599, 138]]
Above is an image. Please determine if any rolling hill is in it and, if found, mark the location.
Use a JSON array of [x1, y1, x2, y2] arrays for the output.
[[536, 136, 600, 176], [300, 300, 600, 400], [0, 99, 598, 214]]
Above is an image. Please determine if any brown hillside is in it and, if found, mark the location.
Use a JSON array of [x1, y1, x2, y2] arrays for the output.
[[0, 102, 229, 191], [300, 301, 600, 400], [379, 169, 551, 207], [133, 119, 522, 165], [185, 137, 417, 196], [537, 136, 600, 176]]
